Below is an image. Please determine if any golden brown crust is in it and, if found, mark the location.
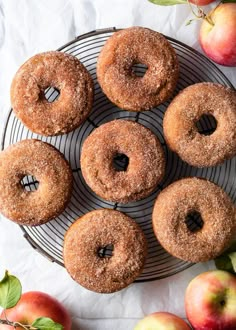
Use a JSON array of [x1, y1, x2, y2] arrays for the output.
[[11, 51, 94, 136], [80, 120, 165, 203], [152, 177, 236, 263], [163, 82, 236, 167], [97, 27, 179, 111], [0, 139, 73, 226], [63, 209, 147, 293]]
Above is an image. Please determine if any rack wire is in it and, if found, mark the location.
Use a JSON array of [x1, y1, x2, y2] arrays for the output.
[[2, 28, 235, 281]]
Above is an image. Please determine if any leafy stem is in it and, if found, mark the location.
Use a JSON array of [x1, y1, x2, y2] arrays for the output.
[[0, 318, 37, 329], [0, 309, 37, 329], [149, 0, 225, 26], [185, 0, 217, 26], [0, 271, 64, 330], [187, 0, 205, 18], [0, 314, 63, 330]]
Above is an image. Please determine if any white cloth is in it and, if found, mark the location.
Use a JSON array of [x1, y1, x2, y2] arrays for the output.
[[0, 1, 235, 329]]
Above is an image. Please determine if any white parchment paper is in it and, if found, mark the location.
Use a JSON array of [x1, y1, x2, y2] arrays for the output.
[[0, 1, 235, 329]]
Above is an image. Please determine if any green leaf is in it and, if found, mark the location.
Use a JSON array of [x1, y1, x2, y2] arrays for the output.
[[214, 241, 236, 274], [148, 0, 187, 5], [0, 270, 22, 309], [222, 0, 236, 3], [32, 317, 63, 330], [228, 252, 236, 272], [215, 254, 235, 273]]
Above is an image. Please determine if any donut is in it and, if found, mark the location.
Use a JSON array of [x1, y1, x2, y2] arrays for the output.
[[81, 120, 165, 203], [11, 51, 94, 136], [163, 82, 236, 167], [97, 27, 179, 111], [0, 139, 73, 226], [152, 177, 236, 263], [63, 209, 147, 293]]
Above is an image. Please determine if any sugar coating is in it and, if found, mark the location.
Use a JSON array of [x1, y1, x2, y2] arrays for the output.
[[11, 51, 94, 136], [152, 177, 236, 263], [163, 82, 236, 167], [0, 139, 73, 225], [81, 120, 166, 203], [97, 26, 179, 111], [63, 209, 147, 293]]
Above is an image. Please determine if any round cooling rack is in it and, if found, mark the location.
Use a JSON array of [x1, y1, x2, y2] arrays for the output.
[[2, 27, 236, 282]]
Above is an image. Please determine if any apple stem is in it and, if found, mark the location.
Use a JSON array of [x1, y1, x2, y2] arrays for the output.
[[187, 0, 206, 19], [204, 13, 214, 26], [203, 1, 224, 27], [186, 0, 215, 26], [0, 318, 37, 330]]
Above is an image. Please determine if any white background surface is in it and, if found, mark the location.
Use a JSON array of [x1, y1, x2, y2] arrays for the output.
[[0, 1, 235, 329]]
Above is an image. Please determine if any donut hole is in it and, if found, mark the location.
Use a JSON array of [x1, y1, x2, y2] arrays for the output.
[[185, 210, 204, 233], [131, 63, 148, 77], [42, 86, 60, 103], [21, 175, 39, 192], [97, 244, 114, 258], [113, 153, 129, 171], [195, 114, 217, 136]]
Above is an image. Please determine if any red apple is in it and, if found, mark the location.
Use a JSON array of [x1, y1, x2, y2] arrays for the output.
[[134, 312, 191, 330], [189, 0, 215, 6], [199, 3, 236, 66], [185, 270, 236, 330], [0, 291, 72, 330]]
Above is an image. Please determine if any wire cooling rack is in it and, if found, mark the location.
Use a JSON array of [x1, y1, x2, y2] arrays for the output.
[[2, 28, 236, 282]]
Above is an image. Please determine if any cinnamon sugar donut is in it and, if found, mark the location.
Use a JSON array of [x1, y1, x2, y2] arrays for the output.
[[97, 27, 179, 111], [81, 120, 165, 203], [0, 139, 73, 226], [63, 209, 147, 293], [152, 178, 236, 263], [163, 83, 236, 167], [11, 51, 94, 136]]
